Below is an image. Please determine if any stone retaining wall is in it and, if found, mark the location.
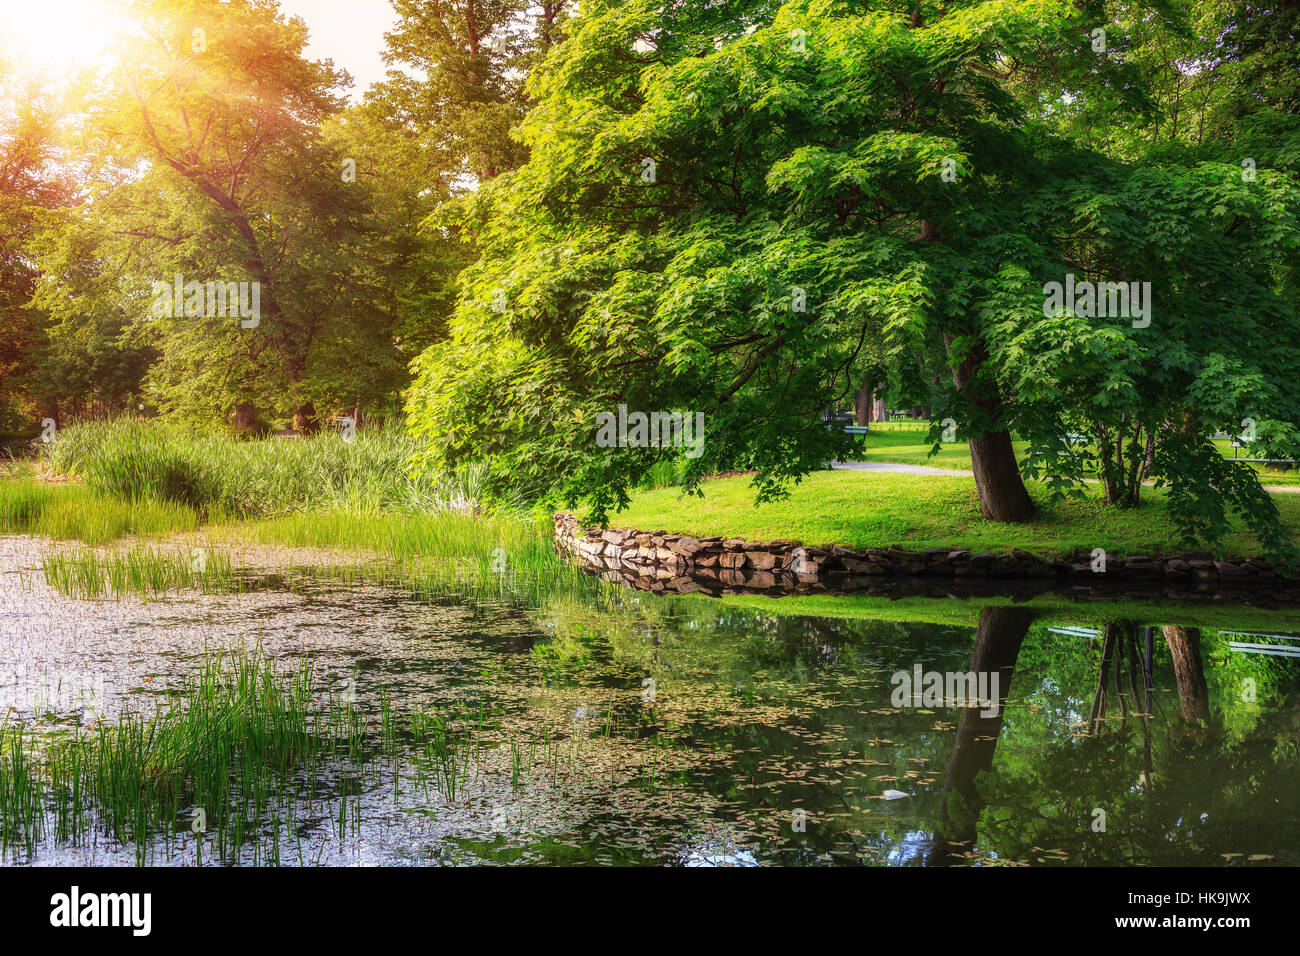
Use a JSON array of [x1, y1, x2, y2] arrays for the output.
[[553, 511, 1300, 604]]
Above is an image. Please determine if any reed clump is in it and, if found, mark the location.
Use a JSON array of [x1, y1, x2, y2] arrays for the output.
[[40, 544, 238, 599], [39, 418, 503, 519], [0, 648, 372, 864], [0, 647, 613, 865]]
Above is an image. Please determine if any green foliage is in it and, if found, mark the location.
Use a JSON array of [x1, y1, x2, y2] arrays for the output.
[[405, 0, 1300, 562], [4, 0, 1300, 562], [23, 0, 409, 426]]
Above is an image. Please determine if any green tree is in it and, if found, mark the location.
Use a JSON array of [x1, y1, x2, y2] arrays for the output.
[[0, 59, 151, 430], [0, 61, 63, 431], [32, 0, 382, 431], [370, 0, 546, 186], [406, 0, 1300, 561]]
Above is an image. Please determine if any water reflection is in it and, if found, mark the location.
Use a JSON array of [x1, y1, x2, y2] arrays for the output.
[[926, 606, 1032, 866], [1, 535, 1298, 866]]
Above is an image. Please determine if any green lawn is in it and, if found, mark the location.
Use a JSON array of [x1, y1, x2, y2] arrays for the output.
[[851, 421, 1300, 485], [612, 468, 1300, 559], [850, 421, 989, 470]]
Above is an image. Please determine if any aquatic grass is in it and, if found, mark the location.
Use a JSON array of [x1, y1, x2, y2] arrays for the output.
[[0, 718, 45, 858], [23, 506, 603, 606], [214, 509, 600, 608], [221, 508, 537, 559], [410, 706, 477, 803], [0, 479, 199, 545], [0, 648, 381, 864], [0, 647, 597, 864], [41, 544, 238, 599], [0, 477, 51, 526], [22, 559, 707, 864]]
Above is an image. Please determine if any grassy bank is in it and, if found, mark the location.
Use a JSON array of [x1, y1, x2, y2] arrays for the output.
[[10, 496, 597, 605], [3, 420, 588, 601], [7, 418, 1299, 602], [612, 469, 1300, 559]]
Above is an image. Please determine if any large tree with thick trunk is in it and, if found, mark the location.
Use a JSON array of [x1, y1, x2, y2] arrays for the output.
[[407, 0, 1074, 520], [406, 0, 1300, 542]]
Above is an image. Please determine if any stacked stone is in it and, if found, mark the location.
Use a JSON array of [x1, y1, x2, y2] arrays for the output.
[[552, 513, 1300, 603]]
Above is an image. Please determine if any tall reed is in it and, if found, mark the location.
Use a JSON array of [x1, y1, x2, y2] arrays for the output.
[[40, 544, 237, 599], [0, 648, 368, 864], [41, 418, 505, 519]]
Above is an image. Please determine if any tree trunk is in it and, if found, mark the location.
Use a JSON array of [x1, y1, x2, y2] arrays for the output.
[[1161, 626, 1210, 725], [1088, 623, 1123, 733], [872, 390, 887, 422], [293, 401, 319, 435], [1098, 425, 1122, 504], [855, 386, 870, 427], [946, 334, 1035, 522], [540, 2, 563, 50], [968, 429, 1035, 521], [233, 402, 256, 435]]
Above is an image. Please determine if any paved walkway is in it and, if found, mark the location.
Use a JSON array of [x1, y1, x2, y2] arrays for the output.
[[831, 459, 1300, 494]]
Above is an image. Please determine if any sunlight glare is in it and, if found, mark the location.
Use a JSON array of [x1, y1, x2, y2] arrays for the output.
[[1, 0, 123, 76]]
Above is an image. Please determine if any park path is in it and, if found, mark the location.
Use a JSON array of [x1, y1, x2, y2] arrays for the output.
[[830, 460, 1300, 495]]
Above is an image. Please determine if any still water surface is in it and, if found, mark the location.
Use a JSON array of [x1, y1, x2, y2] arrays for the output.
[[2, 536, 1297, 866]]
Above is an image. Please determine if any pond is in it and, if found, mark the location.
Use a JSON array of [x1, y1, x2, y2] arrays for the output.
[[1, 535, 1297, 867]]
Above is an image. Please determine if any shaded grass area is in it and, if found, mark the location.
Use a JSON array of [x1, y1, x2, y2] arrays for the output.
[[612, 469, 1300, 559], [849, 421, 992, 470]]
